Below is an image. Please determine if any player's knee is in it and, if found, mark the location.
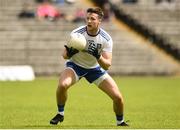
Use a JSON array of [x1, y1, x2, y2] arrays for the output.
[[113, 94, 124, 104], [58, 81, 71, 90]]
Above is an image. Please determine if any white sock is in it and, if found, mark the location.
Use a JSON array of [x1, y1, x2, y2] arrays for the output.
[[117, 119, 124, 125], [58, 111, 64, 116]]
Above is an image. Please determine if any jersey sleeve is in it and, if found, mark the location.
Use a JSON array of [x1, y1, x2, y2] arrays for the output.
[[71, 25, 86, 34], [103, 36, 113, 53]]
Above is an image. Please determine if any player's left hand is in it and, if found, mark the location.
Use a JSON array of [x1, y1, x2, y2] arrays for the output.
[[87, 46, 101, 59]]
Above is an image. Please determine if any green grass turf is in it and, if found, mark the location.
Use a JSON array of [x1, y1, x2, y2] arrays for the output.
[[0, 76, 180, 129]]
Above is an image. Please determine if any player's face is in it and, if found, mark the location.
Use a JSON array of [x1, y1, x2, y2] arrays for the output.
[[86, 13, 101, 33]]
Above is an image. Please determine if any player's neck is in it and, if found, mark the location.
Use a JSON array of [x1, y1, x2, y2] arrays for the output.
[[87, 28, 99, 36]]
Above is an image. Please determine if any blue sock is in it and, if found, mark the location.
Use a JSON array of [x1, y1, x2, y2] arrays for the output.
[[58, 104, 65, 116]]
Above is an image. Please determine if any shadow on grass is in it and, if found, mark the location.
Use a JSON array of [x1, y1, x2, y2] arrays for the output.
[[11, 124, 126, 129]]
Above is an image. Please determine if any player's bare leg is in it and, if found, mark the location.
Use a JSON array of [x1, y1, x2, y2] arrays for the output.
[[98, 76, 128, 126], [50, 68, 77, 125], [56, 68, 77, 105]]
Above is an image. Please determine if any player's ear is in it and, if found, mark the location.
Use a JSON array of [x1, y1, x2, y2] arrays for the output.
[[98, 17, 103, 23]]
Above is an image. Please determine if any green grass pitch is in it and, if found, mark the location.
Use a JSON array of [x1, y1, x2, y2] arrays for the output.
[[0, 76, 180, 129]]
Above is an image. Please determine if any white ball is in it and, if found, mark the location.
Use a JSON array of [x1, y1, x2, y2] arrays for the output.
[[67, 33, 87, 50]]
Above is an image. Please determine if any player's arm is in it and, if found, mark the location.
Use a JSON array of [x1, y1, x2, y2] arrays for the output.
[[62, 47, 69, 59], [97, 51, 112, 70], [87, 43, 112, 70]]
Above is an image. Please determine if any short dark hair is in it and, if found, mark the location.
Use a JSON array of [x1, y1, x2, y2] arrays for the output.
[[87, 7, 104, 19]]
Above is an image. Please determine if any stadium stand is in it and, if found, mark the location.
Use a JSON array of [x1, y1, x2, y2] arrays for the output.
[[0, 0, 179, 76], [113, 0, 180, 59]]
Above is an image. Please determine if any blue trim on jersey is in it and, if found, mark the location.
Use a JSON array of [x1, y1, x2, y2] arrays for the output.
[[66, 61, 106, 83], [99, 30, 110, 41], [74, 27, 86, 34]]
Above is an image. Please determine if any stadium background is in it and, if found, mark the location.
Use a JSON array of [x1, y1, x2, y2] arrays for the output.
[[0, 0, 179, 76]]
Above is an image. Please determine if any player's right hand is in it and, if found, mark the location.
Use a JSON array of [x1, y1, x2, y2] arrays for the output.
[[64, 45, 79, 58]]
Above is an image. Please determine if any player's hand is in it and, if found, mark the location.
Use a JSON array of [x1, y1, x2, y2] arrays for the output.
[[87, 45, 101, 59], [64, 45, 79, 58]]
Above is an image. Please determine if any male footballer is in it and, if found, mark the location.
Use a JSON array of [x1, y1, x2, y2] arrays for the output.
[[50, 7, 128, 126]]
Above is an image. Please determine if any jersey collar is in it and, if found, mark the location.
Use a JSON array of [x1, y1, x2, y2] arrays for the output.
[[86, 26, 100, 37]]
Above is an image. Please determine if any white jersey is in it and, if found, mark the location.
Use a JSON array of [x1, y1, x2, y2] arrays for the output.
[[69, 25, 113, 69]]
